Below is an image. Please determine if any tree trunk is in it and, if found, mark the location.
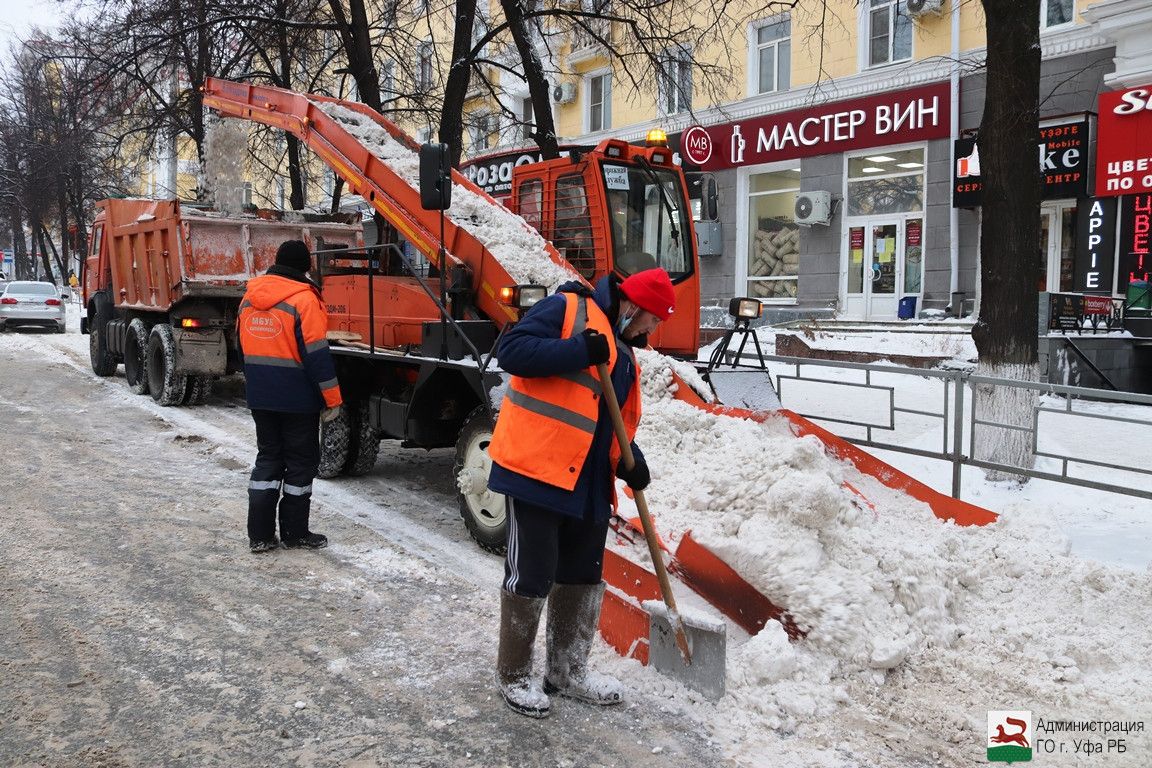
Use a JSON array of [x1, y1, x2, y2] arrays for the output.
[[972, 0, 1042, 480], [328, 0, 382, 112], [41, 225, 67, 283], [440, 0, 479, 167], [500, 0, 559, 159]]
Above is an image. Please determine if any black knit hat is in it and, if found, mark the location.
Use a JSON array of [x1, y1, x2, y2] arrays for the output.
[[275, 240, 312, 273]]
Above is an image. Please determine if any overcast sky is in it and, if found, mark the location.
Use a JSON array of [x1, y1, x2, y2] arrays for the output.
[[0, 0, 63, 52]]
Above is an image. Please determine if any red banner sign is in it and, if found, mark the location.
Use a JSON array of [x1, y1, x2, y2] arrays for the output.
[[685, 82, 950, 172], [1096, 85, 1152, 196]]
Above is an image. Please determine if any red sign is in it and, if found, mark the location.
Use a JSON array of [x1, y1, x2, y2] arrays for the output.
[[906, 219, 922, 247], [1096, 85, 1152, 196], [689, 82, 950, 171], [1082, 295, 1114, 315], [681, 126, 714, 166]]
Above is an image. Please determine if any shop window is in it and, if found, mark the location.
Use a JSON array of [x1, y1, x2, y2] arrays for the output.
[[904, 218, 923, 294], [587, 72, 611, 132], [847, 147, 925, 216], [867, 0, 912, 68], [1041, 0, 1073, 29], [658, 46, 693, 115], [551, 175, 597, 278], [751, 15, 790, 95], [746, 166, 801, 301]]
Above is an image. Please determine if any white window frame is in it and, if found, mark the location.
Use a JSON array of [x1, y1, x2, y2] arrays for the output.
[[746, 14, 791, 97], [469, 112, 495, 152], [657, 46, 693, 116], [1040, 0, 1075, 30], [860, 0, 912, 70], [417, 41, 434, 90], [584, 69, 612, 133], [736, 160, 803, 305], [471, 8, 489, 57], [518, 97, 534, 144]]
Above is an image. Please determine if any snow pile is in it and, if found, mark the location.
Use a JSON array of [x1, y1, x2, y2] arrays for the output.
[[316, 103, 580, 292], [625, 351, 1152, 752]]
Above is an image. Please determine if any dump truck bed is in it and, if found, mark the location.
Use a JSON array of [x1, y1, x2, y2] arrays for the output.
[[96, 198, 361, 313]]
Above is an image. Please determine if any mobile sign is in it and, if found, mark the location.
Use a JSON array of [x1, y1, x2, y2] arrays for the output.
[[952, 120, 1089, 207], [1096, 84, 1152, 196]]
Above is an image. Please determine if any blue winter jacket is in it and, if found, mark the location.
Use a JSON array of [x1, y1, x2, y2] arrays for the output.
[[488, 275, 645, 522]]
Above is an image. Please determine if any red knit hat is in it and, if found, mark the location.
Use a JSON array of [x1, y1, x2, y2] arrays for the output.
[[620, 268, 675, 318]]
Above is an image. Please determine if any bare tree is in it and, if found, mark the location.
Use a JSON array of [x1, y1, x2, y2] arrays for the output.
[[970, 0, 1043, 476]]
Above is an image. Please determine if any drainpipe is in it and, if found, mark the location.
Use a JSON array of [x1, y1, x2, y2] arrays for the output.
[[948, 0, 961, 303]]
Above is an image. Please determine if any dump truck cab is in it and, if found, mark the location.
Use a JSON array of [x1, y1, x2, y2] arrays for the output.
[[508, 137, 701, 355]]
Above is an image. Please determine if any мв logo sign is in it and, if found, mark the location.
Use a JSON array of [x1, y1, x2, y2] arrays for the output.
[[987, 711, 1032, 762]]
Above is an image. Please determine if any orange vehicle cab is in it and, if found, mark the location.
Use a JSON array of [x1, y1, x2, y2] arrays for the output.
[[507, 138, 701, 356]]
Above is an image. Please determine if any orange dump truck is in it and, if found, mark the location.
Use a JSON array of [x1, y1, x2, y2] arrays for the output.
[[81, 198, 363, 405]]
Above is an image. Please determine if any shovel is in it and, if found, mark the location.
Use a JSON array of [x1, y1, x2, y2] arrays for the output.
[[596, 363, 727, 700]]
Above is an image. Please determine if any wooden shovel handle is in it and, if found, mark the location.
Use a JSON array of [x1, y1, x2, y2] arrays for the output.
[[596, 363, 692, 665]]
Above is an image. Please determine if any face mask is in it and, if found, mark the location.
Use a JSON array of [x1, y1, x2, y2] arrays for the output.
[[616, 309, 635, 336]]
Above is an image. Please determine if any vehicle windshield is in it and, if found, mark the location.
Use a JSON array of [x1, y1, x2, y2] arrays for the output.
[[601, 162, 693, 280], [4, 282, 56, 296]]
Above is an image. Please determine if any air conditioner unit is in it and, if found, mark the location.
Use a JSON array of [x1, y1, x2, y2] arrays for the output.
[[794, 191, 833, 226], [552, 82, 577, 104], [907, 0, 945, 17]]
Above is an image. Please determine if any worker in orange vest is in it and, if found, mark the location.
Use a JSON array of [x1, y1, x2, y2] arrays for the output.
[[238, 240, 342, 553], [487, 267, 676, 718]]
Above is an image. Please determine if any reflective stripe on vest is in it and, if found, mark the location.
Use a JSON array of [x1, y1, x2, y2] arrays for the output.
[[488, 293, 641, 492]]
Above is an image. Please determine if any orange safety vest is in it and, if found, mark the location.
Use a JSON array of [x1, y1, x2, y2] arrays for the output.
[[489, 292, 641, 491]]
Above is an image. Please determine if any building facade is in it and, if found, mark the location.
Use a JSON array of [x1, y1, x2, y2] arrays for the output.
[[457, 0, 1150, 336]]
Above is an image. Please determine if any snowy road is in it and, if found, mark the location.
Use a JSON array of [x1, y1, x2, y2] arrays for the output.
[[0, 327, 723, 767]]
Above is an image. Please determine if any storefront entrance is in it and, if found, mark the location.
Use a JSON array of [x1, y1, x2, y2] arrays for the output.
[[1039, 202, 1077, 293], [843, 216, 923, 319], [840, 146, 926, 320]]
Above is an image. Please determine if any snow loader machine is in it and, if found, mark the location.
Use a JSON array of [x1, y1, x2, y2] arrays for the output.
[[200, 77, 701, 550], [200, 78, 998, 698]]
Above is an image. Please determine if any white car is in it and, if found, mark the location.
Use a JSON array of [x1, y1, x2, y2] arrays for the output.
[[0, 281, 67, 333]]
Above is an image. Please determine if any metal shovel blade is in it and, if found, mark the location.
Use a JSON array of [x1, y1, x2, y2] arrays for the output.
[[648, 612, 727, 701]]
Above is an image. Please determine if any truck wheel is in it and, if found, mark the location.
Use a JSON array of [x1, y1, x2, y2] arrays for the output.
[[454, 407, 506, 554], [88, 294, 118, 377], [317, 404, 352, 479], [124, 319, 150, 395], [343, 400, 381, 476], [182, 376, 213, 406], [146, 324, 188, 406]]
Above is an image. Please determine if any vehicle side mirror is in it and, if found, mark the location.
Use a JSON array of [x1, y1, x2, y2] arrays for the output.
[[419, 143, 452, 210]]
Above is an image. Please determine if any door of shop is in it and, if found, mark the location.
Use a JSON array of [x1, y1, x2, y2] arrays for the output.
[[1039, 202, 1076, 293], [844, 220, 907, 319]]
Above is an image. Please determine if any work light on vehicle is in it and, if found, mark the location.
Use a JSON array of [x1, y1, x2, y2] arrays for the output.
[[728, 297, 762, 320], [499, 284, 547, 309]]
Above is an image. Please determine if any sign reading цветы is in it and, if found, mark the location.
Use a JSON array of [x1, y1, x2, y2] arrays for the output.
[[1096, 84, 1152, 197]]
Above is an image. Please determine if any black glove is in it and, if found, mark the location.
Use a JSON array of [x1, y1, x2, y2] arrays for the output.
[[582, 328, 610, 366], [615, 456, 650, 491]]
